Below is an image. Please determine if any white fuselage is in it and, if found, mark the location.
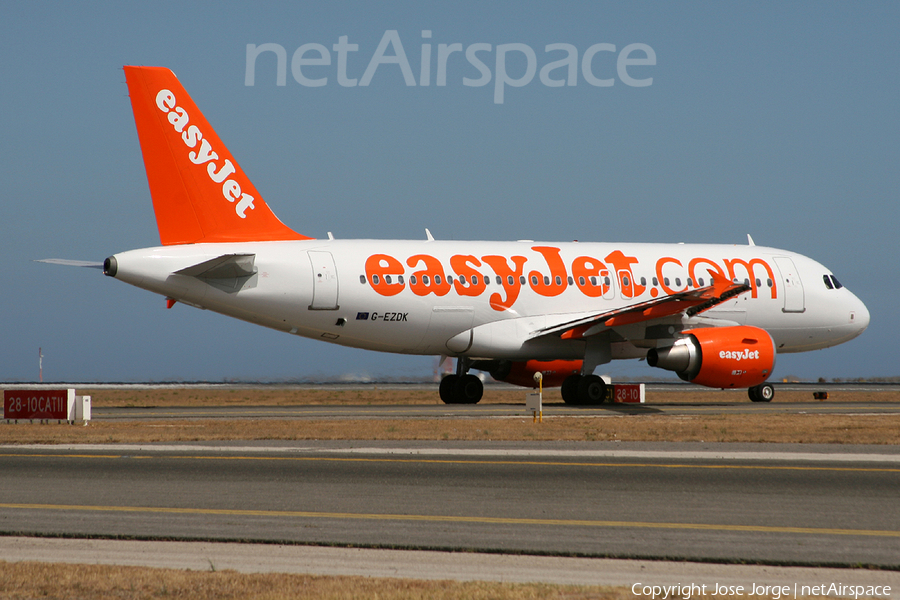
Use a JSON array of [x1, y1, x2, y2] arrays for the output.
[[108, 239, 869, 363]]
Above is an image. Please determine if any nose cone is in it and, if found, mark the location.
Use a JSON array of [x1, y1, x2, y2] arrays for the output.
[[829, 288, 870, 348], [851, 293, 870, 337]]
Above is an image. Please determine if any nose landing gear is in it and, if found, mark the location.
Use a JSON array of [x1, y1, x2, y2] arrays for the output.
[[748, 383, 775, 402]]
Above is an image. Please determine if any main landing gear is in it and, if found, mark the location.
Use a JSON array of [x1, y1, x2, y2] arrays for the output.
[[560, 374, 609, 405], [748, 383, 775, 402], [440, 359, 484, 404]]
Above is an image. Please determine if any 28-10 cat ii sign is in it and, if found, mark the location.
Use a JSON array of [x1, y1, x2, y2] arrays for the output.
[[4, 389, 74, 420]]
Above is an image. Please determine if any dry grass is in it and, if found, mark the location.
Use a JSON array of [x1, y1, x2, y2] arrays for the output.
[[1, 413, 898, 445], [0, 561, 622, 600], [1, 387, 897, 445], [76, 386, 899, 407], [0, 561, 889, 600]]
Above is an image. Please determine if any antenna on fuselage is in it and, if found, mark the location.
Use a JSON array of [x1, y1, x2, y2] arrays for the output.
[[747, 234, 756, 246]]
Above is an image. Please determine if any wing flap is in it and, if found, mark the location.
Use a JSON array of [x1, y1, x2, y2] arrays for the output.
[[535, 276, 751, 340]]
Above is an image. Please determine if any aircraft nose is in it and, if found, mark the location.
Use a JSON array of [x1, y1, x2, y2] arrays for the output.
[[851, 295, 870, 333]]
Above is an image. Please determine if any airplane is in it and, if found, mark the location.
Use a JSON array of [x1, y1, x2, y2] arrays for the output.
[[51, 66, 871, 404]]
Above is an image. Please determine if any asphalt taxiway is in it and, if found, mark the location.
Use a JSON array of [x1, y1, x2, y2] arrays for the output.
[[1, 442, 897, 569]]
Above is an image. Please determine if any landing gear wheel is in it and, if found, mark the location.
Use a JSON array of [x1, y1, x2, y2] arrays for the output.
[[749, 383, 775, 403], [576, 375, 606, 405], [561, 374, 581, 405], [454, 374, 484, 404], [439, 375, 459, 404]]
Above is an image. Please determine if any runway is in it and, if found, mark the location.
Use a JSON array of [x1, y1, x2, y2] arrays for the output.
[[1, 442, 897, 568]]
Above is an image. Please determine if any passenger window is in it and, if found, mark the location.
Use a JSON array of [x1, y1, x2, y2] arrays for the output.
[[687, 278, 693, 287], [664, 277, 670, 286], [555, 276, 561, 286], [652, 277, 659, 286], [640, 277, 647, 286], [373, 274, 380, 285], [755, 278, 761, 287], [579, 276, 586, 286], [359, 275, 366, 284], [675, 278, 681, 287], [398, 276, 404, 284], [590, 276, 597, 286], [531, 275, 539, 285], [520, 276, 526, 285], [411, 275, 417, 285], [568, 276, 574, 285], [483, 275, 490, 285], [767, 279, 773, 287], [496, 276, 502, 285], [698, 278, 704, 286], [507, 275, 514, 285], [604, 276, 611, 286], [823, 275, 833, 290], [385, 275, 392, 284], [471, 275, 478, 284], [623, 275, 630, 286]]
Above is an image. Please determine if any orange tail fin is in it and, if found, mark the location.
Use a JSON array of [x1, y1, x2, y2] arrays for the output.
[[124, 66, 310, 245]]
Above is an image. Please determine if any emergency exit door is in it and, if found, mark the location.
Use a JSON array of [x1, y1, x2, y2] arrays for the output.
[[308, 251, 339, 310], [773, 256, 805, 313]]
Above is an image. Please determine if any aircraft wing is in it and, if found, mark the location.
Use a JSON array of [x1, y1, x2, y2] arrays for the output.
[[530, 276, 751, 341]]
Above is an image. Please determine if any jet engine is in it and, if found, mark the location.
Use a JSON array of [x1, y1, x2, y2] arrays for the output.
[[646, 326, 775, 389], [469, 359, 582, 388]]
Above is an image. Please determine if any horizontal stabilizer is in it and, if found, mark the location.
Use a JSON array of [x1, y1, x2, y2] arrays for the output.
[[175, 254, 256, 279], [36, 259, 104, 269]]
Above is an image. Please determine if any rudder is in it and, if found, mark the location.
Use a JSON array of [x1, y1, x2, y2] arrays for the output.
[[124, 66, 310, 245]]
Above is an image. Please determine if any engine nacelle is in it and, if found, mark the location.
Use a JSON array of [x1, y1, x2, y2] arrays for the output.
[[647, 326, 776, 389], [470, 359, 582, 388]]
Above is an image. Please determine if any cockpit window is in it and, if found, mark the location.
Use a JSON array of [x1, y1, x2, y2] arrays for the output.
[[823, 274, 844, 290]]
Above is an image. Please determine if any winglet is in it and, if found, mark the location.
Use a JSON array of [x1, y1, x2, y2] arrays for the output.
[[124, 66, 311, 245]]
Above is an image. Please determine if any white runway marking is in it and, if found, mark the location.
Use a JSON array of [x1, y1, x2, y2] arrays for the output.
[[3, 443, 899, 463], [3, 536, 899, 590]]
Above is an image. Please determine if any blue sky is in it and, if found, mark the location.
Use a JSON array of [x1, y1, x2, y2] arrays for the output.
[[2, 1, 897, 383]]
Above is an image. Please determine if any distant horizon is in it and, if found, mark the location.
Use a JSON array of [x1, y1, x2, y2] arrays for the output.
[[3, 376, 898, 387]]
